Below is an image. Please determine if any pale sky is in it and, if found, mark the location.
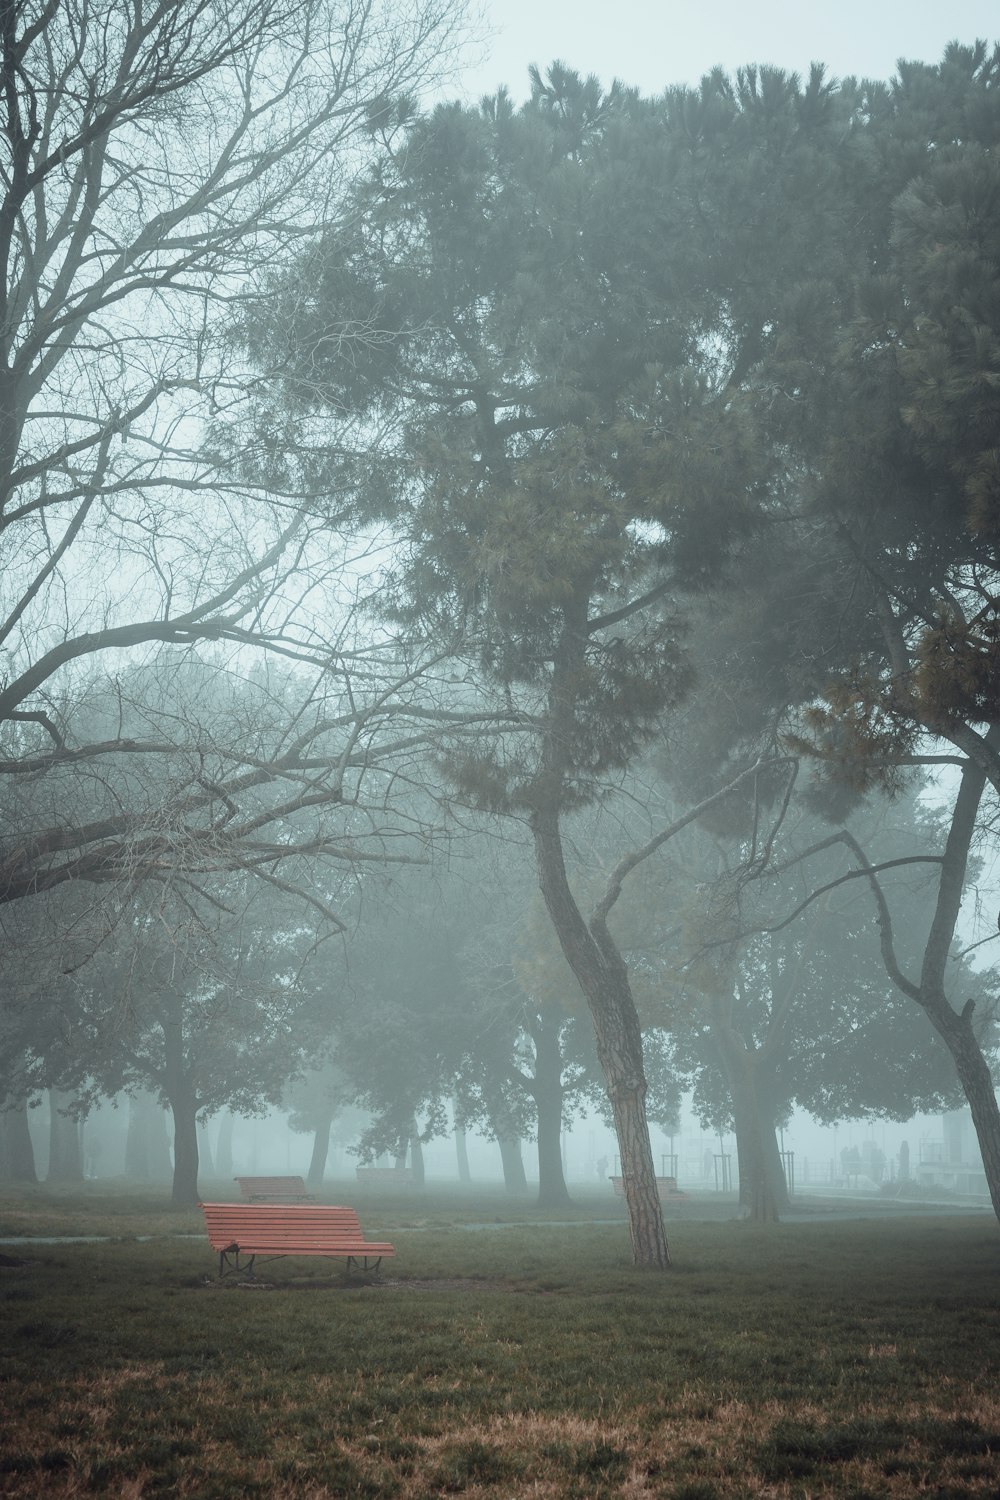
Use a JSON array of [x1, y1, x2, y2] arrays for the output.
[[456, 0, 1000, 101]]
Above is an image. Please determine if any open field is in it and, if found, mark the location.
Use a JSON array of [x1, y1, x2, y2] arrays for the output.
[[2, 1183, 999, 1498]]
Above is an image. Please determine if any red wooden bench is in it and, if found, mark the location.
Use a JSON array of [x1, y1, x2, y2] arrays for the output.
[[200, 1202, 395, 1280], [234, 1174, 314, 1202]]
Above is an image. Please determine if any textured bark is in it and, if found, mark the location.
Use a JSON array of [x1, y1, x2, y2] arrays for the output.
[[532, 803, 669, 1266], [528, 602, 669, 1267]]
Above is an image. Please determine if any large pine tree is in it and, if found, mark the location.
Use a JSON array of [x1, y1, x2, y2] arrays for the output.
[[244, 62, 863, 1263], [246, 44, 1000, 1239]]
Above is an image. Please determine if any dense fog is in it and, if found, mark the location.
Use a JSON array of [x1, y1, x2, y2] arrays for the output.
[[0, 1, 998, 1271]]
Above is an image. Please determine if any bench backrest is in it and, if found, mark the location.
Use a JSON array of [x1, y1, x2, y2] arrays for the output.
[[200, 1202, 367, 1249], [234, 1175, 310, 1200]]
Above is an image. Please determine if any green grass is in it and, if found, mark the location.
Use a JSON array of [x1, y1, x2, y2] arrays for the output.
[[2, 1184, 999, 1497]]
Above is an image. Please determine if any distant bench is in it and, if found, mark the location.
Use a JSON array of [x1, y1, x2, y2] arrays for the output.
[[234, 1175, 314, 1202], [200, 1202, 395, 1280], [355, 1166, 416, 1188], [610, 1175, 688, 1201]]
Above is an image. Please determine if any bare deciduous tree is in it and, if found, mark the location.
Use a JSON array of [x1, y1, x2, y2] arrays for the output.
[[0, 0, 475, 921]]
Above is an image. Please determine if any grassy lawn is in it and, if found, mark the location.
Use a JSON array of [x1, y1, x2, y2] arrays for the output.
[[2, 1184, 999, 1497]]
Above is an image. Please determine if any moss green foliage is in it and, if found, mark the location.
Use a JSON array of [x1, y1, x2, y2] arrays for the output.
[[2, 1185, 999, 1496]]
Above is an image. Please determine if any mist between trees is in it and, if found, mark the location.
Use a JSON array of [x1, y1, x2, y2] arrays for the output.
[[1, 4, 999, 1268]]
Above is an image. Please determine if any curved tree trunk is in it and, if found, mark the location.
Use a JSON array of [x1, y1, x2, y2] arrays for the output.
[[532, 800, 669, 1267], [520, 599, 669, 1267], [926, 999, 1000, 1220], [857, 736, 1000, 1224], [917, 742, 1000, 1221]]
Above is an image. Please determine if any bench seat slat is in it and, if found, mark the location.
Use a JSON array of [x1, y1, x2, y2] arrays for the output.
[[211, 1244, 394, 1256]]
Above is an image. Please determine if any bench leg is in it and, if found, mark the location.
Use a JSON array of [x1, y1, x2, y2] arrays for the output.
[[344, 1255, 383, 1281], [218, 1248, 255, 1280]]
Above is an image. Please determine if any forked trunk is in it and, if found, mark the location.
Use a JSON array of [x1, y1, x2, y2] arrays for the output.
[[864, 741, 1000, 1225], [528, 606, 668, 1265], [927, 998, 1000, 1221]]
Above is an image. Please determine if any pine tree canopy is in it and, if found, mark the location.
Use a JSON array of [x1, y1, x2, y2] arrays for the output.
[[243, 42, 1000, 803]]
